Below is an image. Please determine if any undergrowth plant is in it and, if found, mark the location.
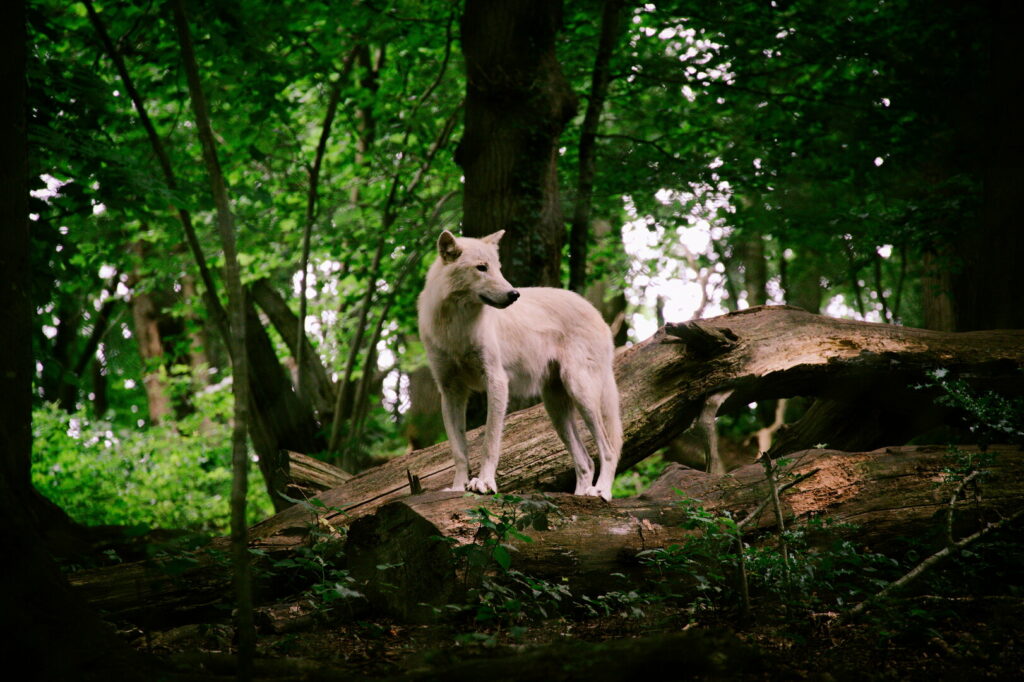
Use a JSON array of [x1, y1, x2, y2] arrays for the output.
[[915, 368, 1024, 447], [639, 493, 899, 616], [262, 496, 363, 614], [32, 399, 273, 532], [446, 494, 650, 643]]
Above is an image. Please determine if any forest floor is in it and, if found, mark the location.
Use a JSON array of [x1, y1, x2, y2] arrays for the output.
[[133, 585, 1024, 680]]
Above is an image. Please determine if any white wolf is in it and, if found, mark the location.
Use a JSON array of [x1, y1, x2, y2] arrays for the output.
[[417, 229, 622, 500]]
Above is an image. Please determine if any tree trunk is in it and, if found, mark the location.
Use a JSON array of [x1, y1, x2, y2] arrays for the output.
[[247, 306, 1024, 548], [737, 232, 768, 307], [343, 445, 1023, 614], [65, 309, 1024, 618], [2, 4, 151, 673], [568, 0, 624, 292], [250, 278, 336, 419], [457, 0, 578, 288], [78, 443, 1023, 624], [128, 278, 173, 423], [949, 0, 1024, 332], [920, 249, 956, 332]]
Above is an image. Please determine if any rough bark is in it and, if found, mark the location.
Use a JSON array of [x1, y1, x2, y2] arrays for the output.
[[287, 451, 351, 496], [247, 306, 1024, 548], [65, 441, 1024, 627], [457, 0, 578, 287], [345, 445, 1023, 614]]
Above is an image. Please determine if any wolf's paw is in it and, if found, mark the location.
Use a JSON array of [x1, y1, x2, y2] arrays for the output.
[[583, 486, 611, 502], [444, 477, 468, 492], [467, 477, 498, 495]]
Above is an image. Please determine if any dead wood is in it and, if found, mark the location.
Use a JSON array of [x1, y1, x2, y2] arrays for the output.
[[249, 306, 1024, 549], [342, 445, 1024, 618], [69, 444, 1023, 623], [287, 451, 351, 496]]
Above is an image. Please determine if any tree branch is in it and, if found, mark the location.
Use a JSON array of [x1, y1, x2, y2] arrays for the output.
[[83, 0, 228, 340], [297, 50, 359, 399]]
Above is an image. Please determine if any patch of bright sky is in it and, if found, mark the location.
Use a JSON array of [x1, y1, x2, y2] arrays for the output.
[[621, 183, 734, 342]]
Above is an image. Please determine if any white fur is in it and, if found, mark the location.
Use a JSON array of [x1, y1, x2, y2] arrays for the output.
[[417, 230, 622, 500]]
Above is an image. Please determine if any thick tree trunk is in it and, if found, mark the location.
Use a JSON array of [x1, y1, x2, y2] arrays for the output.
[[247, 306, 1024, 548], [457, 0, 578, 288], [343, 445, 1023, 615], [2, 4, 150, 673], [65, 309, 1024, 620], [949, 1, 1024, 332]]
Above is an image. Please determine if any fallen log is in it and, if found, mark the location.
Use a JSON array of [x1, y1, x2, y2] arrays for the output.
[[250, 307, 1024, 548], [68, 444, 1024, 622], [343, 444, 1024, 619], [287, 451, 351, 495]]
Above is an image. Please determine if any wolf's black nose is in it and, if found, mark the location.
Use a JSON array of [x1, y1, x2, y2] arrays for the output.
[[508, 290, 520, 303]]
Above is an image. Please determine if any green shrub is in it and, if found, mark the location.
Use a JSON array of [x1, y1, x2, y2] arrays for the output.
[[612, 453, 669, 498], [32, 398, 273, 533]]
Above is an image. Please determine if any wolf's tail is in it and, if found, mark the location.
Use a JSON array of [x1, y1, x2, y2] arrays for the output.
[[601, 369, 623, 463]]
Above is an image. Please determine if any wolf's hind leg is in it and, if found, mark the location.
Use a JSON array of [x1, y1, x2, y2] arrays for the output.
[[542, 380, 594, 494]]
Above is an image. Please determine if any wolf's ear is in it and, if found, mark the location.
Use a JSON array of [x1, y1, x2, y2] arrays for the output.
[[481, 230, 505, 245], [438, 230, 462, 263]]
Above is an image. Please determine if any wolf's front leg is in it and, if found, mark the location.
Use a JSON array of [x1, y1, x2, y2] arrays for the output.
[[439, 388, 470, 491], [468, 369, 508, 495]]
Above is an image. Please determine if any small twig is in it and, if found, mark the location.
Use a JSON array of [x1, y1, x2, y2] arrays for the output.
[[946, 470, 981, 548], [759, 454, 790, 579], [734, 531, 751, 618], [737, 468, 819, 531], [843, 507, 1024, 621], [407, 470, 423, 495]]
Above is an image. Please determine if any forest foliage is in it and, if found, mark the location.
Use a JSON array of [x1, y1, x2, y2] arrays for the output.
[[26, 0, 1011, 531]]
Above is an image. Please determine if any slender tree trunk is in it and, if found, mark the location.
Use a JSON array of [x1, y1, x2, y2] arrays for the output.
[[569, 0, 624, 292], [737, 232, 768, 306], [457, 0, 578, 287], [781, 247, 823, 313], [170, 1, 254, 675], [920, 249, 956, 331]]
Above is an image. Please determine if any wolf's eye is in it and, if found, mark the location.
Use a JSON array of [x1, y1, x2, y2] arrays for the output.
[[476, 264, 488, 272]]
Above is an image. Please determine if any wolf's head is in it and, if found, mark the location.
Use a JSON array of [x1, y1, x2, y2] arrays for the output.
[[436, 230, 520, 308]]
